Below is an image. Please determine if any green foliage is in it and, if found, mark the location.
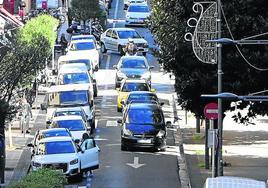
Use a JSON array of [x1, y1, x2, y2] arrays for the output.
[[70, 0, 102, 21], [150, 0, 268, 122], [9, 168, 67, 188], [18, 14, 58, 48]]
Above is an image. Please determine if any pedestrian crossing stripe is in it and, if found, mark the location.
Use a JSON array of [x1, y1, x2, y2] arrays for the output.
[[106, 121, 117, 127]]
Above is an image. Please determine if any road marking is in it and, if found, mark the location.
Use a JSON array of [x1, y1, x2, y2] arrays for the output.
[[113, 0, 119, 28], [106, 121, 117, 127], [126, 157, 145, 169]]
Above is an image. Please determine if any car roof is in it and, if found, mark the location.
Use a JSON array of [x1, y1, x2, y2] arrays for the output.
[[123, 79, 148, 83], [120, 55, 146, 61], [59, 64, 88, 73], [71, 35, 96, 40], [129, 3, 148, 7], [58, 54, 93, 62], [39, 136, 73, 143], [112, 27, 136, 32], [52, 115, 84, 121], [205, 177, 266, 188], [55, 107, 83, 112], [70, 39, 95, 44], [48, 84, 90, 93], [39, 128, 69, 134], [129, 102, 160, 110]]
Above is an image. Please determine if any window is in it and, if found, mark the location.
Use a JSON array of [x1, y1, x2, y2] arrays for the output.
[[127, 94, 158, 103], [62, 73, 90, 84], [41, 141, 75, 155], [106, 29, 113, 37], [128, 5, 149, 12], [53, 120, 86, 131], [121, 83, 150, 92], [121, 59, 147, 68], [81, 139, 95, 150], [59, 90, 89, 105], [112, 30, 118, 39], [126, 109, 163, 124], [73, 42, 96, 50], [117, 30, 142, 39]]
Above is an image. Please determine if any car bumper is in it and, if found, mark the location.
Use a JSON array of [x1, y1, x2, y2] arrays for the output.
[[126, 19, 147, 26], [121, 135, 165, 149]]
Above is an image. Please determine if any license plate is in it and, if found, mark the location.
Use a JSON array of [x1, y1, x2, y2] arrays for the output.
[[55, 169, 63, 173], [138, 139, 151, 144]]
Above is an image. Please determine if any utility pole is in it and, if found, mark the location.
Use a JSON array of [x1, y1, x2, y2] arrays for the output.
[[216, 0, 223, 176]]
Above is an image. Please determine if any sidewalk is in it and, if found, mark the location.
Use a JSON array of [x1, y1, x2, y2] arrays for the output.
[[177, 109, 268, 187]]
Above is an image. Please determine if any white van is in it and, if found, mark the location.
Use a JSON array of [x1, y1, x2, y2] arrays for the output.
[[56, 63, 97, 97], [204, 176, 267, 188], [41, 84, 95, 131]]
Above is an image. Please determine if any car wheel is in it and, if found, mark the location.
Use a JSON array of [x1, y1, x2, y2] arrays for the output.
[[142, 52, 147, 56], [101, 43, 107, 53], [121, 145, 127, 151], [119, 45, 125, 56]]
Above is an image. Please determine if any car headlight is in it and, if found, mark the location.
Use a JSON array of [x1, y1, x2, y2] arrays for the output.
[[70, 158, 79, 165], [123, 128, 132, 136], [117, 72, 127, 79], [143, 43, 149, 48], [156, 130, 166, 137], [32, 162, 41, 167], [141, 72, 151, 79]]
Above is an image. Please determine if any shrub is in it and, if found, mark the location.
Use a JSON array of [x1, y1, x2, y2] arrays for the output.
[[9, 168, 67, 188]]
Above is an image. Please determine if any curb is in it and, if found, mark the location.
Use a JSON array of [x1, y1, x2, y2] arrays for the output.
[[171, 94, 192, 188]]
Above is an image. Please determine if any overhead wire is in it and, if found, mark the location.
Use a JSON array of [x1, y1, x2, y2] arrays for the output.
[[219, 1, 268, 71]]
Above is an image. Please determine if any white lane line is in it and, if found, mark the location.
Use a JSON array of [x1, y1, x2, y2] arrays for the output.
[[100, 52, 111, 108], [113, 0, 120, 28], [106, 121, 117, 127]]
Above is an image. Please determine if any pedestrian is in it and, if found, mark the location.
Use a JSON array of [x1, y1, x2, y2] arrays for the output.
[[20, 96, 32, 134], [60, 33, 68, 55]]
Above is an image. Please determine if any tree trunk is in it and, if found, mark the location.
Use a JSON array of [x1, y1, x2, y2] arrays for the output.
[[196, 115, 200, 133]]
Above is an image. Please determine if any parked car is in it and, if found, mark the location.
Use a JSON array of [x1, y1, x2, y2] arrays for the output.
[[41, 84, 95, 131], [125, 4, 151, 26], [113, 55, 153, 88], [116, 79, 154, 112], [29, 128, 72, 157], [204, 176, 267, 188], [100, 28, 148, 56], [29, 136, 99, 180], [118, 102, 171, 151], [67, 39, 100, 69], [49, 116, 90, 141], [56, 63, 98, 97], [124, 0, 146, 10]]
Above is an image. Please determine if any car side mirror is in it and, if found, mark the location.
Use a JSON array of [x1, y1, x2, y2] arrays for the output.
[[74, 139, 80, 144], [160, 102, 164, 106], [52, 69, 57, 75], [116, 88, 120, 91], [40, 103, 47, 111], [151, 88, 156, 92], [87, 127, 91, 132], [27, 143, 34, 147], [46, 120, 52, 125], [120, 100, 125, 105], [94, 66, 99, 72], [117, 119, 123, 124]]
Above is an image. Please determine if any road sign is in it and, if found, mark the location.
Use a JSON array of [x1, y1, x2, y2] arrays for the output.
[[204, 102, 218, 120]]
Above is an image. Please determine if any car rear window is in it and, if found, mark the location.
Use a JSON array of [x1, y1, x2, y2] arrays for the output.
[[74, 42, 95, 50], [122, 83, 150, 92], [62, 73, 89, 84], [121, 59, 147, 68], [126, 108, 163, 124], [128, 5, 149, 12], [53, 120, 86, 131]]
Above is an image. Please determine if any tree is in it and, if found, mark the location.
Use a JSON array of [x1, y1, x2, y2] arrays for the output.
[[70, 0, 102, 21], [150, 0, 268, 123], [0, 14, 58, 183]]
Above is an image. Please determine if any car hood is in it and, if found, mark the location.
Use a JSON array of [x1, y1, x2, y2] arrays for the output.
[[125, 123, 159, 134], [33, 153, 78, 164], [120, 38, 147, 45], [70, 130, 87, 141], [120, 68, 148, 76], [126, 12, 150, 19]]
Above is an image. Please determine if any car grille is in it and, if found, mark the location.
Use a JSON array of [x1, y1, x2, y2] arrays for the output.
[[43, 163, 68, 173], [133, 134, 155, 138], [127, 74, 141, 79]]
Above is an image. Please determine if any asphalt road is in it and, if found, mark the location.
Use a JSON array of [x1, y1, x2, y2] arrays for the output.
[[66, 0, 182, 187]]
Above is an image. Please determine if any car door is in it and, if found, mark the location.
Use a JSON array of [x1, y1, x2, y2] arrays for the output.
[[110, 30, 119, 51], [104, 29, 113, 49], [79, 138, 99, 170]]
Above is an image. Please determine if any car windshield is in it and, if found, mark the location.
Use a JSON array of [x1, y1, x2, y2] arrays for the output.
[[68, 59, 92, 70], [38, 141, 75, 155], [62, 73, 89, 84], [72, 36, 95, 41], [117, 30, 141, 39], [60, 90, 88, 105], [73, 42, 95, 50], [43, 130, 70, 138], [127, 93, 157, 103], [126, 109, 163, 124], [54, 119, 86, 131], [54, 110, 84, 118], [128, 5, 149, 12], [121, 59, 147, 69], [122, 83, 150, 92]]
